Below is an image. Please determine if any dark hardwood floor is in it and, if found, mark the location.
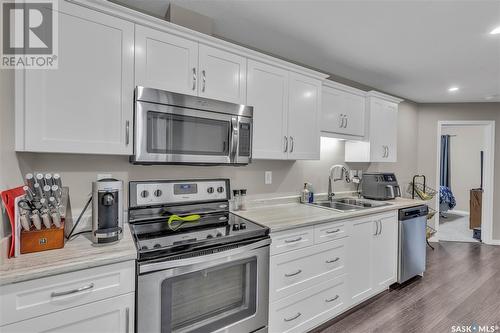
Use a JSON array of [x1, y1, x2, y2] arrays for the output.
[[315, 241, 500, 333]]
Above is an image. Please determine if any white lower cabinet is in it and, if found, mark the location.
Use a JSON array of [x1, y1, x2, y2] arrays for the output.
[[1, 293, 134, 333], [269, 212, 398, 333], [348, 212, 398, 306], [269, 275, 347, 333], [0, 261, 135, 332]]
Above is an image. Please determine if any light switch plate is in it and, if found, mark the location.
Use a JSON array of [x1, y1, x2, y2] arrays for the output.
[[265, 171, 272, 185]]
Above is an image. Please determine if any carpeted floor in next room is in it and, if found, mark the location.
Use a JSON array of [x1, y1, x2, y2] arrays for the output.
[[314, 241, 500, 333]]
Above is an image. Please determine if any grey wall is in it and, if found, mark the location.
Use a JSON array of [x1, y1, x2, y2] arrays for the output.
[[441, 125, 486, 212], [417, 103, 500, 238]]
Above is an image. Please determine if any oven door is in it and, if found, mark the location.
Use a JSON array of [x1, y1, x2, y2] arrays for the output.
[[137, 238, 270, 333], [133, 101, 236, 164]]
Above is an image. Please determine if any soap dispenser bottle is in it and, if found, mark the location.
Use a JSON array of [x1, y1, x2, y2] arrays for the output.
[[300, 183, 310, 203]]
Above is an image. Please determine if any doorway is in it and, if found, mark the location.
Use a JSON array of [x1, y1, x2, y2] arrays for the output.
[[433, 121, 495, 244]]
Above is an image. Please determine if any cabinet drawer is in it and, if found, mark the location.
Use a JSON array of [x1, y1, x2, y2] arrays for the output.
[[314, 220, 350, 244], [271, 227, 314, 256], [270, 238, 346, 301], [269, 274, 347, 333], [1, 292, 134, 333], [0, 261, 135, 326]]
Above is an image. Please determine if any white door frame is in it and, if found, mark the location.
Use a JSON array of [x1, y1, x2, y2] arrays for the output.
[[434, 120, 496, 244]]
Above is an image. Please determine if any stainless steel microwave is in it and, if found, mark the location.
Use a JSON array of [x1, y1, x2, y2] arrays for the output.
[[131, 87, 253, 165]]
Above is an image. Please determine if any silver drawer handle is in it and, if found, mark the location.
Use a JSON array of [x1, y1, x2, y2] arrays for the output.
[[284, 269, 302, 277], [284, 236, 302, 243], [51, 283, 94, 297], [325, 228, 341, 234], [326, 257, 340, 264], [325, 295, 339, 303], [284, 312, 302, 322]]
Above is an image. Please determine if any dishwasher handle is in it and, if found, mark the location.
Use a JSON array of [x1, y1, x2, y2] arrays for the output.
[[399, 205, 428, 221]]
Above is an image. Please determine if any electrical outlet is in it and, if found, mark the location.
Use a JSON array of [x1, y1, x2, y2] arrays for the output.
[[265, 171, 272, 185], [97, 173, 112, 180]]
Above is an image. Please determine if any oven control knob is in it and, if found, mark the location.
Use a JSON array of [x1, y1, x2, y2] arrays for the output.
[[239, 222, 246, 230], [206, 234, 213, 239], [154, 189, 162, 197], [207, 187, 214, 194], [217, 187, 224, 193], [153, 243, 161, 249], [216, 232, 223, 237], [232, 224, 240, 231], [140, 190, 149, 198]]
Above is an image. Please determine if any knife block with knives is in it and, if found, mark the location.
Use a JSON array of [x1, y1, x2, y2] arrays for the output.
[[19, 187, 72, 254]]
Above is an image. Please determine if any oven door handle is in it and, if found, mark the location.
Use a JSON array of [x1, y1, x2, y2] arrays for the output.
[[139, 238, 271, 274], [229, 117, 239, 163]]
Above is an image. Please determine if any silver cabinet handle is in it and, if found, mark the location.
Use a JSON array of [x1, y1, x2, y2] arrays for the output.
[[378, 220, 383, 235], [339, 114, 343, 128], [284, 136, 288, 152], [284, 312, 302, 322], [125, 120, 130, 145], [290, 136, 294, 153], [285, 269, 302, 277], [326, 228, 340, 234], [385, 146, 389, 158], [326, 257, 340, 263], [374, 220, 379, 236], [344, 115, 348, 128], [125, 307, 130, 333], [51, 283, 94, 297], [325, 295, 339, 303], [202, 69, 206, 92], [192, 67, 196, 91], [284, 236, 302, 243]]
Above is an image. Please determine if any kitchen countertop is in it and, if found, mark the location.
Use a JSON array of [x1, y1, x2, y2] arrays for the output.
[[232, 197, 427, 232], [0, 224, 137, 286]]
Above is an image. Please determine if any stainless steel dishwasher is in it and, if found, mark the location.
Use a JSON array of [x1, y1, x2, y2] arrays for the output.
[[398, 205, 428, 283]]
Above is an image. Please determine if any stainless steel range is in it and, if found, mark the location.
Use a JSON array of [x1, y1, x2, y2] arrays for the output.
[[128, 179, 270, 333]]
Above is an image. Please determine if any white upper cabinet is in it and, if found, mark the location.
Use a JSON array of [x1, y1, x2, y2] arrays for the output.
[[247, 62, 322, 160], [198, 44, 247, 104], [288, 73, 322, 160], [135, 25, 198, 95], [247, 60, 289, 159], [321, 82, 365, 138], [345, 91, 402, 163], [135, 27, 246, 104], [16, 1, 134, 155]]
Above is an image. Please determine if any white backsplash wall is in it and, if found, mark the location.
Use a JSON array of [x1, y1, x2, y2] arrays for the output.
[[15, 137, 365, 215]]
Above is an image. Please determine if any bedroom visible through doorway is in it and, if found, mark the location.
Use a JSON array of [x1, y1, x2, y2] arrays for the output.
[[432, 121, 495, 244]]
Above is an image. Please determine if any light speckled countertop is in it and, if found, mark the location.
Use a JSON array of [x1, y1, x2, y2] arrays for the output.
[[232, 197, 426, 232], [0, 224, 137, 286]]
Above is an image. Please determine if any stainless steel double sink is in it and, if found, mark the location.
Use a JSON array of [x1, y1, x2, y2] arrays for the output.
[[310, 198, 391, 212]]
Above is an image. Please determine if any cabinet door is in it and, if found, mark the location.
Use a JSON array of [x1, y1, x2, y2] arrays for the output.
[[1, 293, 134, 333], [247, 60, 288, 159], [369, 98, 398, 162], [20, 1, 134, 155], [287, 73, 321, 160], [198, 44, 247, 104], [348, 219, 375, 305], [343, 92, 365, 136], [372, 214, 398, 291], [321, 87, 364, 137], [135, 25, 198, 95]]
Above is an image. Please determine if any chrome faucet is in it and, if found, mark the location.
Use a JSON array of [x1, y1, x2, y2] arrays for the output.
[[328, 165, 351, 201]]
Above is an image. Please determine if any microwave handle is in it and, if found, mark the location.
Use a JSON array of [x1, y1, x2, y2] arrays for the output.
[[230, 117, 239, 162]]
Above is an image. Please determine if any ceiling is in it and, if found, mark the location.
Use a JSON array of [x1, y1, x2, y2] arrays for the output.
[[114, 0, 500, 103]]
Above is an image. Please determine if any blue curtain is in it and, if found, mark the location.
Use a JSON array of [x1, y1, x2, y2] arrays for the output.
[[440, 135, 451, 188]]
